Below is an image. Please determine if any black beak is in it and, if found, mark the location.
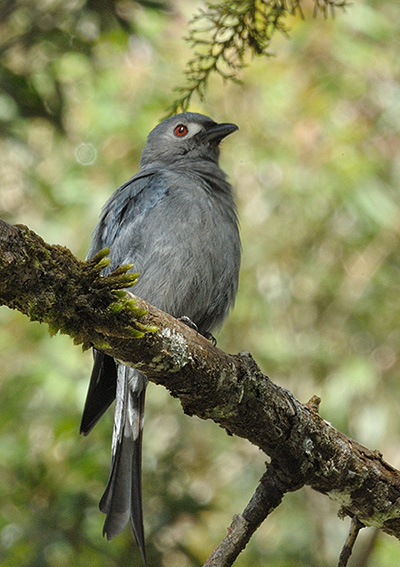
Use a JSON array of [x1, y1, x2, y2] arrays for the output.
[[202, 122, 239, 144]]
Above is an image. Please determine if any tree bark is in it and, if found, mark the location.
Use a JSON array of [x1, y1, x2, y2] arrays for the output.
[[1, 219, 400, 548]]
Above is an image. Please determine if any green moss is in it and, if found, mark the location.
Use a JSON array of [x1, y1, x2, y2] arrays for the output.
[[140, 324, 158, 333], [107, 302, 124, 314], [0, 225, 158, 354], [96, 257, 111, 270], [92, 340, 112, 350], [125, 328, 145, 339], [111, 290, 126, 299], [111, 264, 135, 275], [91, 248, 110, 262]]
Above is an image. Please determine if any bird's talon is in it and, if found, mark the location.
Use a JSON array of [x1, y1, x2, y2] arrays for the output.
[[203, 332, 217, 346], [178, 316, 199, 332]]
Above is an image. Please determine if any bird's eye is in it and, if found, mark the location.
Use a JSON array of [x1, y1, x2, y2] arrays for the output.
[[174, 124, 188, 137]]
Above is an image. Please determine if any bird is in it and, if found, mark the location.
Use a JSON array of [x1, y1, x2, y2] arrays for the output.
[[80, 112, 241, 564]]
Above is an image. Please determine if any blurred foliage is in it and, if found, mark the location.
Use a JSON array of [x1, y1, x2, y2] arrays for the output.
[[1, 0, 400, 566], [168, 0, 348, 114], [0, 0, 167, 136]]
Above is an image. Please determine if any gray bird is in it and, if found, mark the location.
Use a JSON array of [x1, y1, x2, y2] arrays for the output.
[[80, 112, 240, 564]]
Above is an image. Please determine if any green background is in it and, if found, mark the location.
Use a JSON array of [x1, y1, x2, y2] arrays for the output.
[[1, 1, 400, 565]]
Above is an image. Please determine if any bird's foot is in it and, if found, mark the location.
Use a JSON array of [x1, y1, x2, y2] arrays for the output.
[[177, 317, 217, 346], [178, 316, 198, 331], [202, 331, 217, 346]]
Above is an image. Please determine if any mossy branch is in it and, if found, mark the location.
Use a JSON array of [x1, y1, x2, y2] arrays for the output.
[[1, 219, 400, 565], [0, 220, 155, 350], [168, 0, 348, 115]]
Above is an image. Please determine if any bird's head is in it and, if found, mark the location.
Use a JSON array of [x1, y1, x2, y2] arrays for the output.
[[140, 112, 238, 167]]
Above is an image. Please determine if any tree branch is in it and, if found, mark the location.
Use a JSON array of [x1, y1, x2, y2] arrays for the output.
[[204, 465, 286, 566], [1, 219, 400, 561], [168, 0, 349, 114], [338, 517, 365, 567]]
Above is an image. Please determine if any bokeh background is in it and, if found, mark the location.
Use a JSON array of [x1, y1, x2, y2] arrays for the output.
[[1, 1, 400, 565]]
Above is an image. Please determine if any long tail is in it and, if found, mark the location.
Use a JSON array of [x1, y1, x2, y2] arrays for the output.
[[99, 365, 147, 565]]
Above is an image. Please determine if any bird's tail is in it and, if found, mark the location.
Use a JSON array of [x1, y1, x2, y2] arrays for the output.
[[99, 365, 147, 565]]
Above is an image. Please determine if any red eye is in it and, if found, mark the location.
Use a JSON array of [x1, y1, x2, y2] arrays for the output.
[[174, 124, 188, 137]]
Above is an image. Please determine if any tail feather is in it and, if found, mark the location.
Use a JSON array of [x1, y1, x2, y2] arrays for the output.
[[130, 391, 145, 553], [99, 365, 147, 565], [80, 351, 117, 435]]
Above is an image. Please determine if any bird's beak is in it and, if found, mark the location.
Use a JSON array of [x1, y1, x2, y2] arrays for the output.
[[202, 122, 239, 144]]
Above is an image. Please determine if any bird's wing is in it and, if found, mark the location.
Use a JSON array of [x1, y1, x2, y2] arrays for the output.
[[99, 365, 147, 564], [81, 169, 169, 435], [87, 169, 169, 264]]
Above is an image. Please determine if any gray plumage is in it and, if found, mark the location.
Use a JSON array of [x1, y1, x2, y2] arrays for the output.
[[80, 112, 240, 564]]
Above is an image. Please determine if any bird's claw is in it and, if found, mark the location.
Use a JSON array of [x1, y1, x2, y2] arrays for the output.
[[178, 315, 198, 331], [178, 317, 217, 346], [203, 331, 217, 346]]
